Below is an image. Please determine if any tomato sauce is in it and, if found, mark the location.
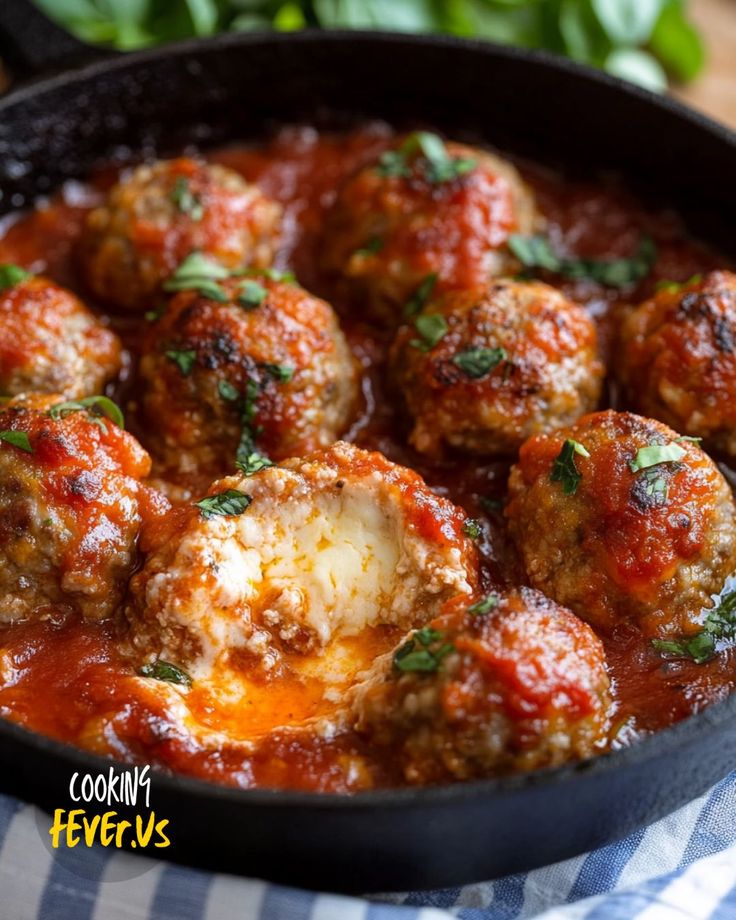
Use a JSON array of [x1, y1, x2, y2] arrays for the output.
[[0, 123, 733, 792]]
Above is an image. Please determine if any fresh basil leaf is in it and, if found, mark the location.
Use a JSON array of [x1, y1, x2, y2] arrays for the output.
[[629, 441, 686, 472], [195, 488, 252, 519], [139, 659, 193, 687], [393, 626, 455, 673], [237, 279, 267, 309], [650, 2, 706, 82], [0, 430, 32, 453], [218, 379, 240, 402], [468, 594, 499, 616], [550, 438, 590, 496], [261, 363, 295, 383], [236, 453, 274, 475], [49, 396, 125, 430], [166, 349, 197, 376], [410, 313, 448, 352], [0, 263, 31, 291], [403, 273, 438, 317], [604, 48, 667, 93], [170, 176, 204, 220], [592, 0, 664, 46], [452, 347, 507, 379]]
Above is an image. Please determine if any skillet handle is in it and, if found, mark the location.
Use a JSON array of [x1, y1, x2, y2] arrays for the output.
[[0, 0, 109, 82]]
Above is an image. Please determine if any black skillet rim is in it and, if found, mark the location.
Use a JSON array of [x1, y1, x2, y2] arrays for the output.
[[0, 27, 735, 811]]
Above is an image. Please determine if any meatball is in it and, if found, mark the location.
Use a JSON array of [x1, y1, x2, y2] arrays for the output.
[[78, 158, 282, 311], [0, 394, 160, 622], [139, 273, 358, 477], [506, 410, 736, 638], [618, 271, 736, 457], [355, 587, 611, 783], [321, 132, 539, 325], [0, 268, 122, 398], [126, 441, 479, 680], [390, 279, 603, 457]]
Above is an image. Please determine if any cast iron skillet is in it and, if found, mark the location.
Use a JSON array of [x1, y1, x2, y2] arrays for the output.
[[0, 0, 736, 894]]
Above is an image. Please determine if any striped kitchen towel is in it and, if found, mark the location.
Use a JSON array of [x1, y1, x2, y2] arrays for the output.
[[0, 772, 734, 920]]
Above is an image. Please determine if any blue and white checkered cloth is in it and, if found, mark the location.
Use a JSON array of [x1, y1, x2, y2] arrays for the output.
[[1, 773, 735, 920]]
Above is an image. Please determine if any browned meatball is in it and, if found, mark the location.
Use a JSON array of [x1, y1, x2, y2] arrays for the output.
[[78, 158, 282, 311], [390, 280, 603, 457], [355, 587, 611, 783], [0, 394, 163, 622], [0, 267, 122, 398], [139, 272, 358, 478], [506, 410, 736, 639], [321, 132, 539, 325], [618, 271, 736, 457]]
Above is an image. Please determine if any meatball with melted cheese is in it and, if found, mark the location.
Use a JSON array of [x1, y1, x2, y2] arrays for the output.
[[321, 132, 539, 325], [390, 280, 603, 457], [126, 441, 479, 680], [618, 271, 736, 457], [507, 411, 736, 638], [0, 394, 160, 622], [355, 587, 611, 783], [139, 274, 358, 477], [78, 158, 282, 311], [0, 268, 122, 398]]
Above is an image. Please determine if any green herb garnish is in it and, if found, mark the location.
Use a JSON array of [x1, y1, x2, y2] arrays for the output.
[[236, 453, 274, 475], [261, 363, 295, 384], [163, 252, 229, 301], [508, 234, 657, 289], [653, 589, 736, 664], [354, 237, 384, 257], [410, 313, 447, 352], [139, 659, 193, 688], [218, 379, 240, 402], [467, 594, 499, 616], [0, 264, 31, 291], [195, 489, 252, 520], [403, 273, 438, 318], [462, 519, 482, 540], [170, 176, 204, 221], [550, 438, 590, 496], [237, 279, 267, 309], [393, 626, 455, 673], [452, 347, 507, 379], [629, 441, 686, 473], [49, 396, 125, 432], [655, 274, 702, 293], [0, 430, 32, 453], [165, 349, 197, 376], [377, 132, 476, 184]]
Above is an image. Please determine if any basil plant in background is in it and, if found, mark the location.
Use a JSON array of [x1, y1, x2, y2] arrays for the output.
[[35, 0, 705, 91]]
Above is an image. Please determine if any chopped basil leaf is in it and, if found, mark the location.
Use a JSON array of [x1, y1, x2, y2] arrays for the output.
[[653, 589, 736, 664], [261, 363, 295, 383], [144, 305, 166, 322], [170, 176, 204, 221], [452, 347, 507, 379], [403, 273, 438, 318], [236, 453, 274, 475], [218, 379, 240, 402], [410, 313, 448, 352], [354, 236, 384, 257], [0, 430, 32, 453], [508, 234, 657, 289], [550, 438, 590, 496], [139, 659, 193, 688], [49, 396, 125, 431], [655, 274, 702, 293], [166, 349, 197, 376], [468, 594, 499, 616], [237, 279, 267, 309], [629, 441, 686, 473], [462, 519, 482, 540], [163, 252, 229, 301], [195, 489, 252, 520], [377, 132, 476, 185], [393, 625, 455, 673], [0, 263, 31, 291]]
